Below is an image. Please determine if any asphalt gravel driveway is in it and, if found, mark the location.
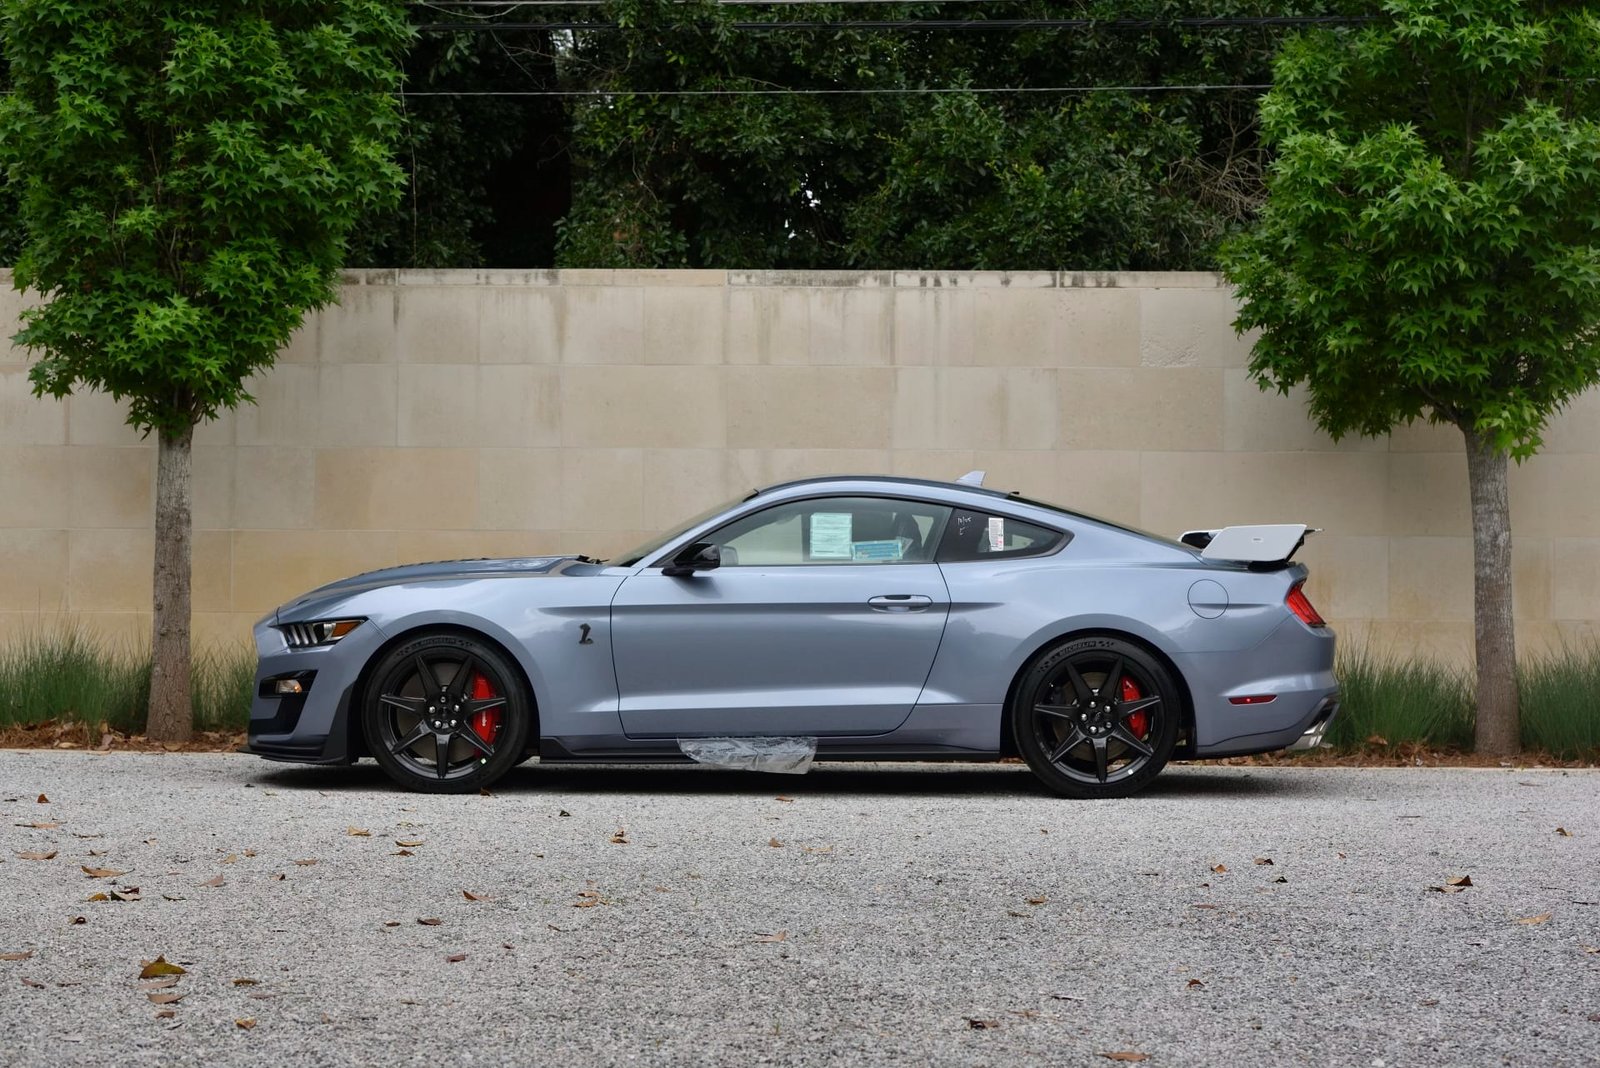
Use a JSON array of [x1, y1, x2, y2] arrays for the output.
[[1, 752, 1597, 1067]]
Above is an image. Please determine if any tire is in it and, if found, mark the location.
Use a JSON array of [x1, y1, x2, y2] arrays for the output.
[[362, 632, 533, 794], [1010, 635, 1180, 799]]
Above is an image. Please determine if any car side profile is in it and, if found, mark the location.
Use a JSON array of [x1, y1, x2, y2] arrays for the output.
[[247, 474, 1339, 798]]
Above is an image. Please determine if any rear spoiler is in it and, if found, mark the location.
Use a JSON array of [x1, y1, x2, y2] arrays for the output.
[[1179, 524, 1318, 567]]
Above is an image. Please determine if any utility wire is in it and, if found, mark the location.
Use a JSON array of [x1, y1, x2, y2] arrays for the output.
[[400, 82, 1272, 95], [416, 14, 1377, 30]]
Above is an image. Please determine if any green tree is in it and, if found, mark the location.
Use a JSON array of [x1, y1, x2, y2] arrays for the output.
[[1220, 0, 1600, 755], [0, 0, 409, 740], [558, 0, 1312, 270]]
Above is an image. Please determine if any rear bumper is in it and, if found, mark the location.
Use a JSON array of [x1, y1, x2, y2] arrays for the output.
[[1181, 617, 1340, 758]]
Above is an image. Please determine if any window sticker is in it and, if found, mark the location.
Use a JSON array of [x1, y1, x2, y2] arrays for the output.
[[850, 539, 904, 562], [987, 516, 1006, 552], [808, 512, 854, 559]]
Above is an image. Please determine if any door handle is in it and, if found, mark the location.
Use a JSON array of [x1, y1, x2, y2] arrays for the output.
[[867, 594, 933, 612]]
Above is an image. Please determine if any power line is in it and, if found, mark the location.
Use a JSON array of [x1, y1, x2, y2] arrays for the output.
[[400, 82, 1271, 95], [416, 15, 1377, 31]]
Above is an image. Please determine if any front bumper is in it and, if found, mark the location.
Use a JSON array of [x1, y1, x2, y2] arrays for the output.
[[246, 617, 388, 764]]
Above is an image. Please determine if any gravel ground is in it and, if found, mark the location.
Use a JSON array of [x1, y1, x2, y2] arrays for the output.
[[1, 752, 1597, 1067]]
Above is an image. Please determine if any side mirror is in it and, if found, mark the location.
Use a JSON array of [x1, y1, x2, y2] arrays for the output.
[[662, 542, 721, 578]]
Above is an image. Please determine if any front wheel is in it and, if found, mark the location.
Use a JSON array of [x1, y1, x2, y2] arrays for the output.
[[1011, 636, 1180, 799], [362, 632, 532, 793]]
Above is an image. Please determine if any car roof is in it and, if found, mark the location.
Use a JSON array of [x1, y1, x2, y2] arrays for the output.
[[746, 474, 1191, 552], [749, 474, 1015, 502]]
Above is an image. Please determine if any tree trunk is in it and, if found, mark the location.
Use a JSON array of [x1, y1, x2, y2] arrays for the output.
[[1462, 424, 1519, 756], [148, 424, 194, 743]]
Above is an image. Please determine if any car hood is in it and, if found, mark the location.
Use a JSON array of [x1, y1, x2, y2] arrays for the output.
[[276, 556, 579, 620]]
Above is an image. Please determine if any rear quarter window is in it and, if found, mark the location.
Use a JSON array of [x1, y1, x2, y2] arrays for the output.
[[936, 509, 1068, 562]]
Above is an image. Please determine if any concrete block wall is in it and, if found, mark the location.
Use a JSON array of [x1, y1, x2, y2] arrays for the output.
[[1, 267, 1597, 660]]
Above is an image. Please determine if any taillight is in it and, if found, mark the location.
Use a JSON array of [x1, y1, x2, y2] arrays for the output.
[[1286, 581, 1325, 627]]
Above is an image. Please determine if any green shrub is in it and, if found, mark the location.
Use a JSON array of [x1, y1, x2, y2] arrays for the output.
[[0, 628, 253, 734], [1518, 644, 1600, 759], [1328, 646, 1476, 750]]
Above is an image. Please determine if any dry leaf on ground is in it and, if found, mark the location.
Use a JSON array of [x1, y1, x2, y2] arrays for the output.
[[200, 875, 225, 888], [221, 854, 239, 864], [110, 887, 141, 902], [346, 827, 371, 837], [233, 978, 259, 986], [1026, 896, 1048, 906], [22, 977, 46, 988], [463, 890, 488, 902], [1556, 827, 1573, 837], [139, 976, 179, 990], [1254, 857, 1274, 866], [68, 916, 85, 925], [396, 839, 424, 848], [1187, 978, 1204, 988], [1099, 1054, 1150, 1063], [768, 838, 783, 848], [573, 890, 604, 908], [1447, 875, 1473, 887], [392, 849, 415, 857], [0, 950, 34, 961], [293, 859, 318, 866], [445, 953, 468, 963], [147, 992, 185, 1005], [416, 917, 442, 926], [37, 794, 49, 803], [235, 1018, 257, 1030], [966, 1018, 999, 1030], [609, 829, 629, 845], [1211, 864, 1227, 874], [18, 821, 59, 830], [1515, 912, 1552, 925], [138, 956, 187, 979], [17, 851, 57, 861], [754, 931, 787, 943], [81, 866, 124, 879]]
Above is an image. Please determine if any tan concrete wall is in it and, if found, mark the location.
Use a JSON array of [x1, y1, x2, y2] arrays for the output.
[[2, 268, 1597, 660]]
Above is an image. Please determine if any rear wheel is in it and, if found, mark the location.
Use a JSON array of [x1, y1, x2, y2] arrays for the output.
[[363, 632, 532, 794], [1011, 635, 1179, 799]]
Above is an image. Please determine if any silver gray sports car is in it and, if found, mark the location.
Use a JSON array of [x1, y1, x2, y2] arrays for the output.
[[248, 473, 1339, 797]]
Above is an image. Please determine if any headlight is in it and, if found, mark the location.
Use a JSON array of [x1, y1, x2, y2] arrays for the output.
[[279, 618, 365, 649]]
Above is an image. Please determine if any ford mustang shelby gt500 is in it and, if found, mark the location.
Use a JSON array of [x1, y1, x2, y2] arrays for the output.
[[248, 473, 1339, 797]]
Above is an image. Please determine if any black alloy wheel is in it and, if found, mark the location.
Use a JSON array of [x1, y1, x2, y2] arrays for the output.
[[1011, 635, 1180, 799], [363, 632, 532, 793]]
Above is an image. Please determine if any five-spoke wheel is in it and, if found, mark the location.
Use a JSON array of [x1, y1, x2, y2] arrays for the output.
[[363, 633, 531, 793], [1011, 636, 1179, 799]]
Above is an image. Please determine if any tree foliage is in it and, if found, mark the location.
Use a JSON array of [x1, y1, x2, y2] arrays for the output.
[[0, 0, 410, 436], [348, 28, 570, 268], [1220, 0, 1600, 756], [1220, 0, 1600, 457], [553, 0, 1322, 269]]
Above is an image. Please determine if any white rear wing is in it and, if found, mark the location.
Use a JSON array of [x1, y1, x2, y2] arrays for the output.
[[1179, 524, 1317, 565]]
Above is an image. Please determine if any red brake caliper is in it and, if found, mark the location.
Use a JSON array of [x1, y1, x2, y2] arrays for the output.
[[1122, 677, 1148, 739], [469, 674, 501, 745]]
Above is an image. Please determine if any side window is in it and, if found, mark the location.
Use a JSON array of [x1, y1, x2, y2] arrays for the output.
[[936, 508, 1066, 562], [703, 497, 952, 566]]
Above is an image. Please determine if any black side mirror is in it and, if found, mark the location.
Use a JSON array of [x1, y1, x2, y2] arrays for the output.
[[662, 542, 721, 577]]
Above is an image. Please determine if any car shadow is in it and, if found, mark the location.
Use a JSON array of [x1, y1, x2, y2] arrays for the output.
[[249, 760, 1320, 800]]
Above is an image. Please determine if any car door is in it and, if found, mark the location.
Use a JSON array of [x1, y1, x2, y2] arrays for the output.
[[610, 495, 953, 738]]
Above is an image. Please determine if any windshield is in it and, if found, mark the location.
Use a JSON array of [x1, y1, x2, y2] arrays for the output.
[[610, 495, 748, 567]]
